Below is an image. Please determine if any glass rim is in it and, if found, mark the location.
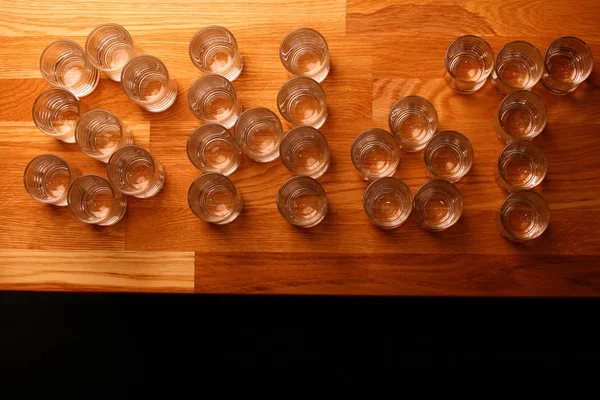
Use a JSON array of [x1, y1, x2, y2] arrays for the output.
[[75, 109, 124, 153], [187, 172, 239, 219], [424, 130, 473, 177], [350, 128, 397, 173], [67, 173, 118, 202], [119, 54, 170, 100], [32, 88, 80, 135], [39, 40, 86, 81], [236, 106, 281, 130], [23, 154, 72, 201], [498, 90, 547, 135], [85, 23, 134, 69], [189, 25, 239, 71], [499, 190, 549, 236], [188, 74, 237, 118], [280, 126, 330, 175], [388, 95, 438, 133], [276, 175, 327, 214], [107, 144, 156, 177], [543, 36, 594, 78], [497, 139, 547, 183], [363, 177, 413, 217], [279, 27, 330, 76], [414, 179, 463, 210], [186, 123, 232, 167], [444, 35, 493, 82], [277, 76, 327, 122]]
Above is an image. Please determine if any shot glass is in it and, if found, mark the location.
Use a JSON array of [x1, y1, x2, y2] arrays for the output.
[[279, 27, 330, 82], [189, 26, 243, 82], [424, 131, 474, 182], [233, 107, 283, 162], [444, 35, 494, 93], [188, 173, 242, 224], [86, 23, 139, 82], [277, 77, 327, 128], [542, 36, 594, 95], [363, 177, 413, 229], [67, 175, 127, 226], [494, 90, 547, 143], [75, 110, 133, 162], [351, 128, 400, 181], [496, 140, 547, 192], [186, 123, 241, 176], [388, 96, 438, 152], [276, 176, 327, 228], [40, 40, 99, 97], [490, 41, 544, 95], [107, 145, 165, 198], [24, 154, 81, 206], [279, 126, 330, 179], [497, 191, 550, 242], [121, 55, 177, 112], [188, 74, 242, 129], [32, 88, 86, 143], [414, 180, 463, 231]]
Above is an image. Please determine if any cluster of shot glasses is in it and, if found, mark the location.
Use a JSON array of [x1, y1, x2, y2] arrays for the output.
[[24, 24, 333, 228]]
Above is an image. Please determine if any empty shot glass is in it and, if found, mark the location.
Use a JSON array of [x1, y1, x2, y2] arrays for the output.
[[86, 23, 139, 82], [186, 123, 241, 176], [497, 191, 550, 242], [24, 154, 81, 206], [188, 74, 242, 129], [67, 174, 127, 226], [40, 40, 99, 97], [279, 27, 330, 82], [107, 145, 165, 198], [189, 26, 243, 82], [424, 131, 474, 182], [414, 180, 463, 231], [542, 36, 594, 95], [388, 96, 438, 152], [277, 76, 327, 128], [280, 126, 330, 179], [351, 128, 400, 181], [496, 140, 547, 192], [490, 41, 544, 95], [32, 88, 86, 143], [234, 107, 283, 162], [444, 35, 494, 93], [494, 90, 547, 143], [121, 55, 177, 112], [277, 176, 327, 228], [75, 110, 133, 162], [363, 177, 413, 229], [188, 173, 242, 224]]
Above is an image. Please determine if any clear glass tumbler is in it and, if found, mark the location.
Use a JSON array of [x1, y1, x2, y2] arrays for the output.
[[497, 191, 550, 242], [388, 96, 438, 152], [188, 173, 242, 224], [494, 90, 547, 143], [32, 88, 86, 143], [86, 23, 138, 82], [363, 177, 413, 229], [542, 36, 594, 95], [277, 76, 327, 128], [24, 154, 81, 206], [351, 128, 400, 181], [490, 41, 544, 95], [186, 123, 241, 176], [233, 107, 283, 162], [414, 180, 463, 231], [444, 35, 494, 93], [188, 74, 242, 129], [75, 110, 133, 163], [189, 25, 243, 82], [120, 55, 178, 112], [40, 40, 99, 98], [279, 27, 330, 83], [424, 131, 474, 182], [67, 174, 127, 226], [107, 145, 165, 198], [496, 140, 547, 192], [279, 126, 330, 179], [276, 176, 327, 228]]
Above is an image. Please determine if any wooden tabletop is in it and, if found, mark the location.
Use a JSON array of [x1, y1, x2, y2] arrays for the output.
[[1, 0, 599, 295]]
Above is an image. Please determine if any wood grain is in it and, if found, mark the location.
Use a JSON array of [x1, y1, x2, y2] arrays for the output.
[[1, 0, 599, 295]]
